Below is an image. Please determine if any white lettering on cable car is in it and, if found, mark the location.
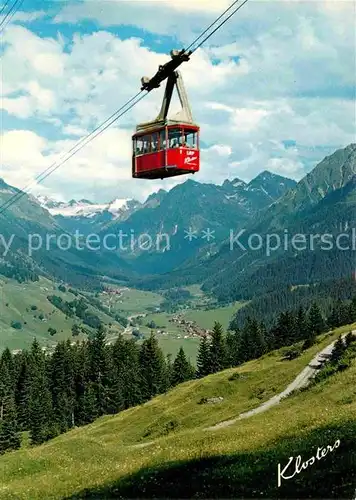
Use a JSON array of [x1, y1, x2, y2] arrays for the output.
[[184, 156, 197, 165]]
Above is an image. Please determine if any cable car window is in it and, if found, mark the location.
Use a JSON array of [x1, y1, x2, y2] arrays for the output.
[[183, 130, 197, 148], [168, 128, 182, 148], [151, 132, 158, 152], [142, 135, 151, 154], [135, 137, 144, 156], [159, 129, 167, 150]]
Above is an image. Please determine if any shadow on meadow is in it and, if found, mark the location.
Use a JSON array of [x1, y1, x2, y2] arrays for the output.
[[67, 421, 355, 499]]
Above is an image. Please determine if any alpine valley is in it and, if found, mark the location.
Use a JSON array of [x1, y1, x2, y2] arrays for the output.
[[1, 144, 355, 338], [1, 145, 356, 500]]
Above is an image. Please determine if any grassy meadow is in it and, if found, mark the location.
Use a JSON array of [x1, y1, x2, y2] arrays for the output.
[[0, 277, 123, 351], [0, 324, 354, 499]]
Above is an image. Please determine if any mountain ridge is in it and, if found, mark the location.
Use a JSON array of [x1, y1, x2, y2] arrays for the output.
[[134, 144, 356, 303]]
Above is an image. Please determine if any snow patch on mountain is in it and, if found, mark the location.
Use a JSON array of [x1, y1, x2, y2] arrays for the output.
[[37, 196, 139, 220]]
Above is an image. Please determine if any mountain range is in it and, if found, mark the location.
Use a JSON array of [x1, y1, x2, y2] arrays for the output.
[[0, 180, 132, 289], [38, 196, 141, 235], [34, 171, 296, 274], [0, 144, 355, 319], [120, 143, 355, 323], [201, 143, 356, 298], [38, 171, 296, 235]]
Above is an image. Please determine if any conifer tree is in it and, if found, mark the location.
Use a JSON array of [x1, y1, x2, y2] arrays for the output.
[[330, 335, 346, 363], [171, 347, 195, 386], [261, 321, 274, 352], [112, 335, 142, 409], [248, 318, 267, 359], [0, 362, 11, 422], [14, 352, 31, 431], [72, 342, 92, 426], [274, 311, 294, 347], [327, 299, 350, 329], [237, 319, 252, 363], [28, 339, 54, 445], [164, 353, 173, 391], [209, 322, 227, 373], [225, 329, 240, 367], [77, 381, 98, 425], [139, 332, 167, 400], [327, 305, 339, 329], [50, 342, 76, 432], [1, 348, 15, 390], [88, 325, 110, 416], [196, 336, 211, 378], [104, 346, 123, 415], [295, 306, 308, 341], [349, 297, 356, 323], [0, 394, 20, 454], [338, 300, 350, 326], [308, 302, 326, 336]]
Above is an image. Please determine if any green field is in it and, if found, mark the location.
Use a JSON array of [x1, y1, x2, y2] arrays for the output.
[[99, 287, 208, 361], [102, 287, 163, 314], [156, 335, 200, 362], [182, 301, 247, 330], [0, 277, 123, 351], [0, 278, 211, 361], [0, 324, 354, 499], [120, 310, 200, 363]]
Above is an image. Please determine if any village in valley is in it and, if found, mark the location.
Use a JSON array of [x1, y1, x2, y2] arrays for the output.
[[168, 314, 212, 339]]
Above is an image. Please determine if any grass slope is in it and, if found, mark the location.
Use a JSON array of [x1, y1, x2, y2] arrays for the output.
[[101, 288, 163, 314], [0, 325, 355, 499], [0, 277, 123, 351]]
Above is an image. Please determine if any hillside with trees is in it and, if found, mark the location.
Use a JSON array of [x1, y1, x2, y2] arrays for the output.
[[1, 293, 355, 454]]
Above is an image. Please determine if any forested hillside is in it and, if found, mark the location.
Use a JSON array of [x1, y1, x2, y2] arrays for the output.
[[1, 292, 355, 453]]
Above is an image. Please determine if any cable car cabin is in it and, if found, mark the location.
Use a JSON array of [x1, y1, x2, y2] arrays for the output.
[[132, 58, 200, 180], [132, 124, 200, 180]]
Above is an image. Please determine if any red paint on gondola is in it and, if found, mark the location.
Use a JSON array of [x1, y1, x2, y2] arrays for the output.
[[132, 124, 200, 179]]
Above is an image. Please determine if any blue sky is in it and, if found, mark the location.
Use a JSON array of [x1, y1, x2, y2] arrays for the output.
[[1, 0, 355, 202]]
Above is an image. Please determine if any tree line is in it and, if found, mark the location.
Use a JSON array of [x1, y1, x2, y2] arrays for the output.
[[197, 297, 356, 376], [230, 277, 356, 328], [0, 327, 194, 455]]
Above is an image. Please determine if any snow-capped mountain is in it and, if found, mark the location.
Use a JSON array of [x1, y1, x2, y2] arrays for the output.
[[38, 196, 140, 219], [36, 171, 296, 238], [36, 196, 141, 234]]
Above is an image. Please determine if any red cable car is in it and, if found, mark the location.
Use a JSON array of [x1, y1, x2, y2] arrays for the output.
[[132, 53, 200, 180]]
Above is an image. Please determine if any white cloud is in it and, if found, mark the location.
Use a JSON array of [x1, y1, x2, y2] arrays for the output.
[[62, 125, 89, 137], [207, 145, 232, 157], [7, 10, 47, 22], [265, 157, 304, 178], [0, 130, 49, 188], [0, 126, 186, 202], [1, 0, 354, 202], [1, 96, 33, 118]]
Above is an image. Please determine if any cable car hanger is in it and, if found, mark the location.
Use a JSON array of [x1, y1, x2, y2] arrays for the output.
[[140, 49, 191, 93], [136, 67, 195, 132]]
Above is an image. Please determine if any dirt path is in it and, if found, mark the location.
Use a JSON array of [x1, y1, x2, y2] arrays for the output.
[[122, 313, 146, 335], [206, 331, 353, 431]]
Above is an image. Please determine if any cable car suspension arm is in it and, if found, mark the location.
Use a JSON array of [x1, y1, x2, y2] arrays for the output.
[[140, 49, 191, 92]]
